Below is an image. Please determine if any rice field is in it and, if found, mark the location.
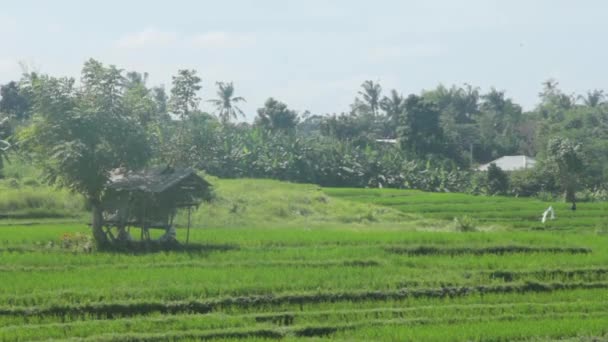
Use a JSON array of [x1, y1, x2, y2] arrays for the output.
[[1, 181, 608, 341], [324, 188, 608, 231]]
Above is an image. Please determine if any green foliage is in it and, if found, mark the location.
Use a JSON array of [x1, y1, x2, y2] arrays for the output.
[[59, 232, 94, 252], [254, 98, 299, 134], [453, 215, 477, 232], [546, 137, 585, 202], [319, 112, 377, 145], [399, 94, 444, 157], [0, 81, 31, 121], [4, 61, 608, 340], [486, 163, 509, 195], [355, 80, 382, 116], [20, 59, 152, 199], [17, 59, 154, 244], [168, 69, 201, 120], [6, 61, 608, 215], [2, 199, 608, 340], [0, 186, 84, 218], [509, 167, 558, 197], [182, 177, 416, 229], [0, 117, 10, 174], [400, 160, 471, 193], [208, 81, 246, 124], [327, 187, 608, 231]]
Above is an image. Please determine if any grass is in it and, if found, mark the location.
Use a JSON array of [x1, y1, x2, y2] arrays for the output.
[[0, 161, 86, 220], [0, 160, 439, 230], [2, 224, 608, 340], [177, 177, 439, 230], [324, 187, 608, 231], [2, 170, 608, 340]]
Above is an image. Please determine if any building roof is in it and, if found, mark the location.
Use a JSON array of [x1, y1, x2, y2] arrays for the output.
[[375, 138, 398, 144], [108, 166, 210, 193], [476, 155, 537, 172]]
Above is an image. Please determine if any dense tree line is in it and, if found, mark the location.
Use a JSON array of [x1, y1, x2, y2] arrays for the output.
[[1, 59, 607, 210]]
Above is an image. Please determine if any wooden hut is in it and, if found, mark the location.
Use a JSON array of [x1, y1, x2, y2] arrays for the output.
[[101, 166, 212, 243]]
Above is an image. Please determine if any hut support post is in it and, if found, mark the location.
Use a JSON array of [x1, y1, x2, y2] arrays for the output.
[[186, 207, 192, 245]]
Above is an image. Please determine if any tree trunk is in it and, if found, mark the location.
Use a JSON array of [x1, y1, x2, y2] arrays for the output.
[[91, 202, 108, 246], [565, 186, 576, 207]]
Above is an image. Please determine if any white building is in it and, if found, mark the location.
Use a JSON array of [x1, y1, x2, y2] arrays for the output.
[[476, 155, 536, 172]]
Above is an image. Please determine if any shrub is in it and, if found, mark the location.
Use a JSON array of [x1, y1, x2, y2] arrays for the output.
[[22, 177, 40, 187], [468, 171, 487, 195], [486, 163, 509, 195], [453, 215, 477, 232], [5, 178, 19, 188], [577, 187, 608, 202], [60, 233, 94, 252], [509, 167, 559, 197]]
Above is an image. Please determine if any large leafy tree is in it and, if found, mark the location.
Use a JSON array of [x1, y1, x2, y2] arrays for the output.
[[0, 81, 31, 121], [476, 88, 524, 161], [208, 81, 246, 124], [537, 79, 574, 121], [169, 69, 201, 120], [164, 69, 204, 166], [19, 59, 152, 245], [486, 163, 509, 195], [152, 86, 169, 120], [321, 113, 365, 140], [426, 84, 479, 124], [546, 137, 584, 205], [399, 95, 444, 157], [123, 71, 161, 128], [255, 98, 299, 134], [423, 84, 480, 164]]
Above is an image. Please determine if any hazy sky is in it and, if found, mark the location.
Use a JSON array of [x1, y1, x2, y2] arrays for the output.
[[1, 0, 607, 120]]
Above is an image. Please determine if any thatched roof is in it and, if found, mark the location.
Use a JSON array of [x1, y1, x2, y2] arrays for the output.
[[108, 166, 210, 194]]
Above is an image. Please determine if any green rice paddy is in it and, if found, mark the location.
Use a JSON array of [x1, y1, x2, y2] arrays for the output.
[[1, 180, 608, 341]]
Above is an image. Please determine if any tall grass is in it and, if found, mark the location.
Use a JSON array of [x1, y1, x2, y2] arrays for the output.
[[0, 186, 85, 218]]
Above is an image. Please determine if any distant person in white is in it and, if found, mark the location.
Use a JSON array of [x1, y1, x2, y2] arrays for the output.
[[542, 206, 555, 223]]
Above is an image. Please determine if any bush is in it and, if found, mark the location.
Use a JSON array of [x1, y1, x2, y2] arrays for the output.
[[576, 187, 608, 202], [22, 177, 40, 187], [453, 215, 477, 232], [60, 233, 94, 252], [468, 171, 487, 195], [5, 178, 19, 188], [486, 163, 508, 195], [509, 167, 559, 197]]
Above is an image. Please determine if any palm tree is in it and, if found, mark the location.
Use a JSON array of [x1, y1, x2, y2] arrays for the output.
[[481, 88, 506, 113], [378, 89, 405, 138], [380, 89, 405, 122], [578, 90, 605, 108], [380, 89, 405, 113], [358, 80, 382, 116], [208, 82, 246, 124]]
